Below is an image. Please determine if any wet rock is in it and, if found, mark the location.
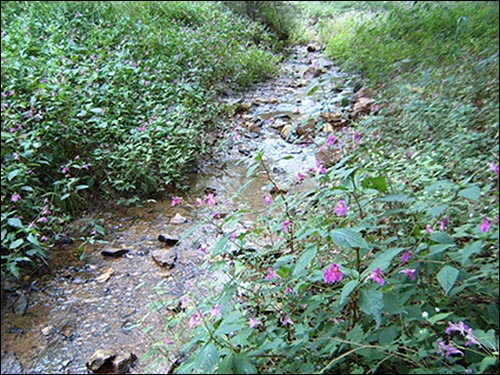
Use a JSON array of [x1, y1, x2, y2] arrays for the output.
[[87, 349, 136, 374], [151, 249, 178, 269], [101, 247, 130, 258], [316, 146, 340, 168], [352, 97, 376, 117], [303, 65, 327, 80], [1, 351, 24, 374], [170, 213, 187, 225], [158, 234, 180, 246], [13, 291, 28, 315], [307, 43, 320, 52], [96, 267, 115, 283], [8, 326, 25, 334], [280, 124, 293, 140]]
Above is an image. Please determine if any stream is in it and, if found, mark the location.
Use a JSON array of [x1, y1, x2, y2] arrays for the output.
[[1, 45, 365, 374]]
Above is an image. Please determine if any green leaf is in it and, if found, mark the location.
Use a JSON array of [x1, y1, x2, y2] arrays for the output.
[[212, 234, 231, 256], [436, 265, 459, 295], [217, 353, 235, 374], [429, 232, 455, 244], [427, 204, 449, 218], [474, 329, 497, 351], [458, 186, 481, 201], [330, 228, 369, 250], [426, 312, 453, 325], [479, 356, 498, 374], [292, 246, 317, 278], [7, 218, 23, 228], [460, 240, 483, 265], [367, 247, 405, 272], [339, 280, 358, 307], [361, 175, 387, 193], [359, 289, 384, 328], [27, 233, 40, 246], [9, 238, 24, 249], [194, 343, 219, 374], [425, 180, 457, 192], [7, 169, 21, 181], [233, 353, 258, 374], [378, 194, 414, 203]]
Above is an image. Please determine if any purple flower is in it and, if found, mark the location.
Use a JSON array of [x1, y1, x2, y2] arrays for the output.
[[439, 216, 449, 231], [437, 339, 464, 358], [400, 250, 412, 263], [480, 216, 492, 233], [263, 194, 272, 205], [11, 194, 21, 202], [281, 314, 294, 326], [188, 309, 202, 329], [37, 216, 48, 224], [353, 131, 361, 143], [327, 135, 337, 147], [424, 225, 433, 234], [296, 172, 305, 182], [265, 267, 280, 281], [204, 193, 216, 206], [334, 199, 348, 216], [445, 321, 470, 336], [368, 268, 385, 286], [324, 263, 344, 284], [281, 221, 291, 232], [171, 196, 182, 207], [209, 305, 221, 319], [249, 317, 261, 328], [489, 162, 499, 176], [399, 268, 416, 281]]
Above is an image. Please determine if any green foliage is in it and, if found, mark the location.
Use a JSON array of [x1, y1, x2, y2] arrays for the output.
[[157, 147, 498, 374], [223, 1, 300, 43], [144, 2, 499, 374], [1, 1, 281, 278]]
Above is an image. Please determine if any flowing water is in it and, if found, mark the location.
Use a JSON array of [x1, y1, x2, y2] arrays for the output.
[[1, 45, 359, 374]]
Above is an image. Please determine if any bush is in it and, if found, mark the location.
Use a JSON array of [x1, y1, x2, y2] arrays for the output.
[[1, 1, 281, 278]]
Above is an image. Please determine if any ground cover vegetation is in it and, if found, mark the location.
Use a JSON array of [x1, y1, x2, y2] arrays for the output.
[[1, 1, 282, 278], [140, 2, 499, 374]]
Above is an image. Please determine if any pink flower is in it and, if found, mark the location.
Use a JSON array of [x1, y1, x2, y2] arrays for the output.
[[263, 194, 272, 205], [281, 221, 292, 232], [296, 172, 305, 182], [400, 250, 412, 263], [265, 267, 280, 281], [281, 314, 294, 326], [249, 317, 261, 328], [480, 216, 492, 233], [439, 216, 449, 231], [368, 268, 385, 286], [488, 162, 499, 176], [327, 135, 337, 147], [353, 131, 361, 143], [399, 268, 416, 281], [334, 199, 348, 216], [437, 339, 464, 358], [188, 310, 202, 329], [195, 198, 203, 206], [209, 305, 221, 319], [316, 160, 327, 174], [424, 225, 433, 234], [204, 193, 216, 206], [37, 216, 48, 224], [284, 286, 294, 294], [324, 263, 343, 284], [171, 196, 182, 207], [11, 194, 21, 202]]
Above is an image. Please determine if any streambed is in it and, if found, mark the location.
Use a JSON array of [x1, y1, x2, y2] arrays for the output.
[[1, 45, 366, 374]]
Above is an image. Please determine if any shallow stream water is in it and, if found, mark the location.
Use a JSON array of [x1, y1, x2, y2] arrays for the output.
[[1, 45, 359, 374]]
